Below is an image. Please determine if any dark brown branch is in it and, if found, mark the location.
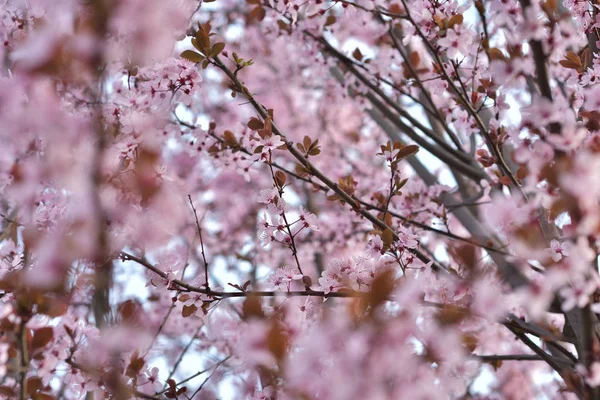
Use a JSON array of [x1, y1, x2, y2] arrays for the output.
[[18, 320, 28, 400], [518, 0, 553, 101], [388, 27, 464, 150], [476, 354, 542, 361], [360, 81, 488, 182], [505, 324, 578, 383], [314, 34, 474, 166]]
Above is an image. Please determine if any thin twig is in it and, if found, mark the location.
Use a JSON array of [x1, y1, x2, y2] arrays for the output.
[[188, 195, 210, 289], [476, 354, 542, 361], [162, 325, 203, 391], [120, 251, 357, 298]]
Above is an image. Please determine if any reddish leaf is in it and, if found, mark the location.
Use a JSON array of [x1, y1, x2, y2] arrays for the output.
[[32, 327, 53, 351], [27, 377, 43, 394], [126, 352, 146, 378], [249, 6, 266, 22], [247, 117, 264, 130], [182, 304, 198, 318]]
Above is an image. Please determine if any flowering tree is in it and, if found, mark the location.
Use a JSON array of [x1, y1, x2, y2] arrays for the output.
[[4, 0, 600, 398]]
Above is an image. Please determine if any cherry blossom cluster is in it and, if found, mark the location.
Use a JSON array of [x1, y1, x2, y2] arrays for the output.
[[4, 0, 600, 398]]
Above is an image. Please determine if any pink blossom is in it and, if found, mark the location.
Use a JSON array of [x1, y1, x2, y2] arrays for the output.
[[257, 134, 285, 155], [298, 206, 319, 231], [560, 278, 598, 311], [268, 266, 303, 290], [366, 235, 384, 258], [437, 27, 472, 59], [548, 239, 567, 262], [257, 188, 279, 205], [139, 367, 163, 393]]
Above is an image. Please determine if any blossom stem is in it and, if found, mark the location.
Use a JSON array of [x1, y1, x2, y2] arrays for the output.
[[266, 154, 305, 277], [188, 195, 210, 290]]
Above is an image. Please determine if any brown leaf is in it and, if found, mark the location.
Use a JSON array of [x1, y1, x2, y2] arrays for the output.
[[352, 47, 364, 62], [303, 135, 312, 151], [211, 42, 226, 57], [487, 359, 503, 370], [126, 352, 146, 379], [182, 304, 197, 318], [559, 51, 582, 72], [242, 296, 264, 319], [223, 130, 237, 147], [388, 3, 403, 14], [267, 321, 288, 362], [396, 144, 419, 159], [32, 327, 54, 350], [499, 175, 513, 186], [277, 20, 291, 34], [39, 296, 68, 318], [380, 228, 394, 251], [32, 394, 55, 400], [408, 51, 420, 68], [487, 48, 506, 61], [274, 170, 287, 187], [195, 29, 211, 50], [544, 0, 558, 13], [516, 165, 529, 180], [454, 244, 477, 271], [0, 220, 18, 244], [295, 163, 310, 177], [118, 299, 141, 321], [462, 333, 479, 353], [247, 117, 264, 131], [366, 269, 395, 310], [436, 304, 470, 325], [27, 377, 43, 395], [181, 50, 204, 63], [447, 14, 463, 29], [327, 194, 341, 202], [249, 6, 266, 22]]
